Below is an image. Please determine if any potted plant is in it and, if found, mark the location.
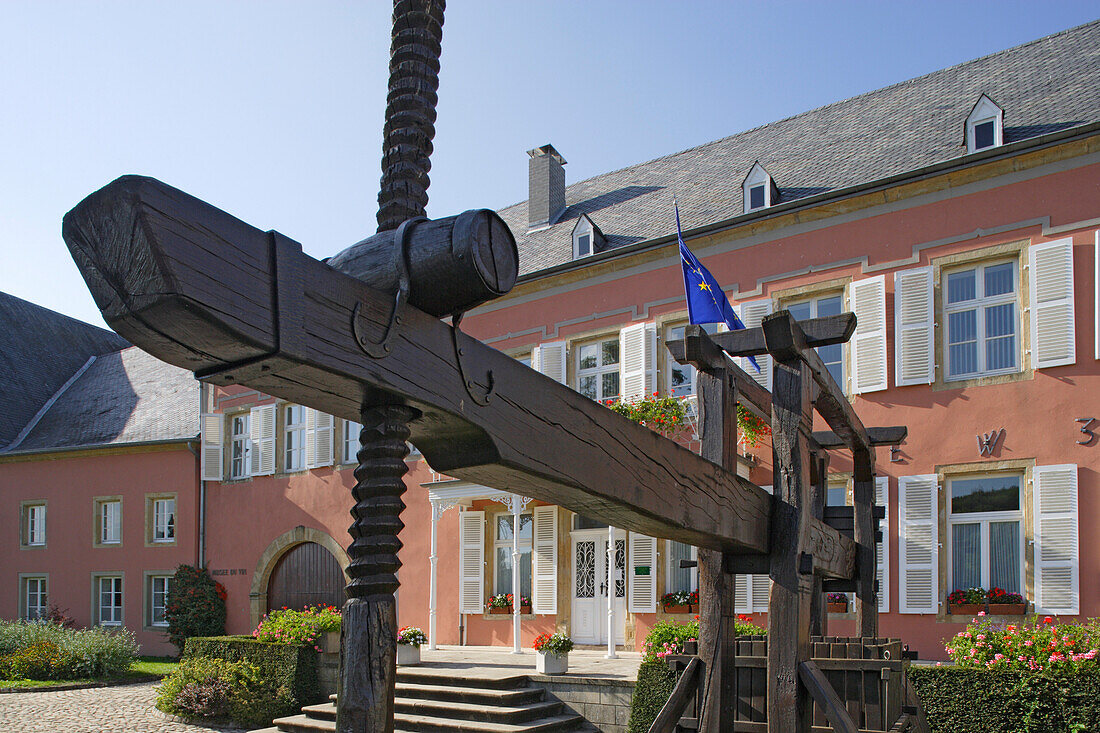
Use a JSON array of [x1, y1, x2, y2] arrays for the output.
[[948, 587, 986, 616], [987, 587, 1026, 615], [518, 595, 532, 614], [661, 591, 692, 614], [826, 593, 849, 613], [533, 632, 574, 675], [487, 593, 513, 614], [688, 589, 700, 614], [396, 626, 426, 665]]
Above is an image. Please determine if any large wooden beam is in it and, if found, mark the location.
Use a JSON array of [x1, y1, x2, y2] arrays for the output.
[[666, 326, 772, 420], [709, 313, 857, 357], [813, 426, 907, 449], [62, 175, 771, 553]]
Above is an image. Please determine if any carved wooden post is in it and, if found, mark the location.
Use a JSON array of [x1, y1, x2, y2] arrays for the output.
[[689, 326, 738, 732], [809, 451, 829, 637], [338, 402, 420, 733], [853, 450, 878, 638], [763, 312, 814, 733]]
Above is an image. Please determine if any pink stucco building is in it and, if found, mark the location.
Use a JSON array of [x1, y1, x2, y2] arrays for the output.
[[3, 21, 1098, 661]]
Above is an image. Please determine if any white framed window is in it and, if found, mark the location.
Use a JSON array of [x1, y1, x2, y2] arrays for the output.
[[944, 260, 1019, 380], [97, 576, 123, 626], [149, 575, 171, 627], [99, 500, 121, 544], [947, 474, 1023, 595], [153, 499, 175, 543], [575, 232, 591, 258], [230, 413, 251, 479], [742, 162, 775, 213], [342, 419, 361, 464], [965, 94, 1004, 154], [24, 503, 46, 547], [575, 337, 620, 402], [284, 405, 307, 471], [493, 512, 533, 601], [787, 294, 845, 388], [664, 323, 720, 398], [666, 541, 697, 595], [22, 576, 47, 620], [826, 479, 848, 507]]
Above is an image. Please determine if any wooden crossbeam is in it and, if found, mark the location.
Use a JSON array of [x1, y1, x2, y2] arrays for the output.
[[666, 327, 771, 420], [798, 661, 860, 733], [62, 176, 774, 553], [710, 313, 857, 357], [813, 426, 907, 449]]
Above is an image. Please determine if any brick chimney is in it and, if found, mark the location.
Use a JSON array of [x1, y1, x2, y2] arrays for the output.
[[527, 144, 567, 230]]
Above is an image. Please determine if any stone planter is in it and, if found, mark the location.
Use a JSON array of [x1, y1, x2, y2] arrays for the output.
[[536, 651, 568, 675], [316, 631, 341, 696], [489, 606, 511, 614], [663, 604, 692, 614], [690, 604, 699, 614], [949, 603, 984, 616], [827, 601, 848, 614], [396, 643, 421, 666], [989, 603, 1027, 615]]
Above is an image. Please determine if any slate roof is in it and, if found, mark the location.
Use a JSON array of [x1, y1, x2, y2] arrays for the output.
[[0, 291, 129, 450], [0, 292, 198, 454], [497, 20, 1100, 276]]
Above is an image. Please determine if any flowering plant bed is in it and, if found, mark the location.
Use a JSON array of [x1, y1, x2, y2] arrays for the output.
[[944, 614, 1100, 672], [396, 626, 427, 647], [252, 605, 341, 651], [533, 632, 574, 655]]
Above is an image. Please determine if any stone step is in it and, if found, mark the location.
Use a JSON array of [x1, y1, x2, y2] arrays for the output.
[[395, 680, 545, 706], [395, 668, 533, 690], [394, 697, 563, 724], [267, 713, 335, 733], [393, 711, 583, 732]]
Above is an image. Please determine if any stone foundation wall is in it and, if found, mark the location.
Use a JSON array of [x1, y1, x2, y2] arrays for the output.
[[530, 675, 635, 733]]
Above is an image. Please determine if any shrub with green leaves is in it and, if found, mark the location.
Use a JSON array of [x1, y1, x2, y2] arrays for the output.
[[945, 615, 1100, 672], [156, 655, 281, 727], [641, 615, 764, 662], [627, 660, 679, 733], [252, 605, 341, 649], [165, 565, 227, 653], [0, 620, 137, 681]]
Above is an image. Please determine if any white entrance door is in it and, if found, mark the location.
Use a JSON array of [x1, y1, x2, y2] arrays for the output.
[[571, 530, 626, 645]]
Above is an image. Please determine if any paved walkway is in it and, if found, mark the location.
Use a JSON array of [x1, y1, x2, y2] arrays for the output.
[[0, 681, 246, 733]]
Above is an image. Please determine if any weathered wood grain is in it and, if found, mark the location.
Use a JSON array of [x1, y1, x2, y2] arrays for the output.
[[668, 325, 772, 420], [798, 661, 859, 733], [813, 426, 907, 449], [853, 452, 878, 639], [709, 313, 857, 357], [648, 657, 700, 733], [61, 175, 770, 553]]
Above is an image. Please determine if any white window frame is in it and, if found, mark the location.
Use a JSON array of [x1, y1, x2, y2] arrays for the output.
[[664, 323, 720, 400], [742, 162, 774, 213], [943, 259, 1020, 381], [229, 412, 251, 479], [786, 293, 846, 390], [149, 575, 171, 627], [23, 576, 47, 620], [665, 541, 698, 595], [574, 231, 592, 259], [152, 498, 175, 543], [97, 575, 123, 626], [342, 419, 361, 464], [945, 473, 1025, 595], [284, 404, 307, 471], [100, 500, 121, 545], [574, 336, 620, 402], [965, 94, 1004, 154], [492, 512, 533, 600], [25, 503, 46, 547]]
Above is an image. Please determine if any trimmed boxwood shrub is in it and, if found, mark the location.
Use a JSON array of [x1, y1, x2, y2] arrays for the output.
[[182, 635, 321, 722], [627, 660, 679, 733], [908, 666, 1100, 733]]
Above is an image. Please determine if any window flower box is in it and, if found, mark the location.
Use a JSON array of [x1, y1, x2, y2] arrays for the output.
[[690, 604, 699, 614], [988, 603, 1026, 615], [520, 605, 532, 614], [826, 593, 848, 614], [663, 604, 692, 615], [948, 603, 984, 617], [489, 606, 511, 615]]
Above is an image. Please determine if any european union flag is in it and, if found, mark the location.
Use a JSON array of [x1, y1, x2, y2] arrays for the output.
[[676, 205, 759, 371]]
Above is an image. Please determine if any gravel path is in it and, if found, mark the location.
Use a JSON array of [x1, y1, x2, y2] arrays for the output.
[[0, 681, 247, 733]]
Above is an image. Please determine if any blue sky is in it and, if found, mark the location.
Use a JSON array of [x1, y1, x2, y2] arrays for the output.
[[2, 1, 1096, 328]]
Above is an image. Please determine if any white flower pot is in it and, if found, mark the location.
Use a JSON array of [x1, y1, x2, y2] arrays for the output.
[[396, 644, 421, 666], [536, 651, 568, 675]]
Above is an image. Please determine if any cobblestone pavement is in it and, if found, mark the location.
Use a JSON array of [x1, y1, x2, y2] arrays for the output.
[[0, 682, 247, 733]]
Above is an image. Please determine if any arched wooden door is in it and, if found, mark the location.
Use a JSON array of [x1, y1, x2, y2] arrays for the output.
[[266, 541, 345, 612]]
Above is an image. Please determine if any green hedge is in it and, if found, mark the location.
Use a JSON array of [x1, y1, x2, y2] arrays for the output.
[[627, 660, 679, 733], [909, 666, 1100, 733], [182, 636, 321, 721]]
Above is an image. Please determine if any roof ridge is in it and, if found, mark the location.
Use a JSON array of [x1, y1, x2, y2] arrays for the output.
[[497, 18, 1100, 214]]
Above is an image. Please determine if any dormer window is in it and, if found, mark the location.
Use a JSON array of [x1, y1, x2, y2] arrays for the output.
[[571, 214, 605, 260], [742, 162, 777, 214], [965, 94, 1004, 153]]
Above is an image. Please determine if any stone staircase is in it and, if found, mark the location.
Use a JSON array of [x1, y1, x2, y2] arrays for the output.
[[254, 668, 585, 732]]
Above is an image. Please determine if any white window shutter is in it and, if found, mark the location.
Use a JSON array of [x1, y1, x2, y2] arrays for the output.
[[1029, 238, 1076, 369], [894, 267, 935, 386], [850, 276, 888, 393], [458, 511, 485, 614], [898, 474, 938, 614], [106, 502, 121, 540], [735, 300, 772, 390], [734, 574, 750, 614], [876, 476, 890, 613], [619, 322, 657, 403], [531, 341, 568, 384], [250, 404, 276, 476], [306, 410, 334, 468], [748, 484, 773, 612], [200, 413, 224, 481], [1095, 232, 1099, 360], [628, 533, 657, 613], [532, 506, 558, 615], [1033, 464, 1078, 615]]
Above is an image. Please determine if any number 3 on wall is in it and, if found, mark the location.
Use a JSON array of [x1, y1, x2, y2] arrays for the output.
[[1077, 418, 1097, 446]]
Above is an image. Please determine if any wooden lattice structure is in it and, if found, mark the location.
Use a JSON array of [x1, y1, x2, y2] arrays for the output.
[[59, 2, 929, 731]]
